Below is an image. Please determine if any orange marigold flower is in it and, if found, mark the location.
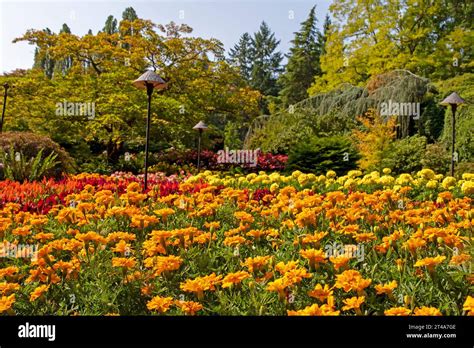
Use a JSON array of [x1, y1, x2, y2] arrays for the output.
[[242, 256, 272, 273], [299, 248, 327, 269], [384, 307, 411, 316], [266, 277, 292, 300], [0, 266, 19, 279], [204, 221, 221, 230], [308, 284, 333, 302], [234, 211, 254, 223], [0, 282, 20, 295], [329, 255, 351, 271], [75, 231, 107, 244], [112, 257, 136, 269], [414, 256, 446, 272], [0, 294, 15, 313], [112, 240, 133, 255], [146, 296, 173, 313], [413, 306, 442, 316], [275, 261, 299, 274], [342, 296, 365, 314], [375, 280, 398, 296], [175, 300, 203, 316], [463, 296, 474, 316], [106, 232, 136, 243], [30, 285, 49, 302], [450, 253, 471, 266], [180, 273, 222, 300], [222, 271, 250, 288], [335, 270, 372, 294]]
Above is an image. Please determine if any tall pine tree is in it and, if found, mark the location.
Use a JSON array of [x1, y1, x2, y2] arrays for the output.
[[229, 33, 252, 81], [278, 6, 323, 107], [250, 21, 283, 97], [103, 15, 118, 34]]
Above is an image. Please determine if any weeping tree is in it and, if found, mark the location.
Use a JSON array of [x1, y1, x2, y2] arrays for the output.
[[245, 70, 438, 153]]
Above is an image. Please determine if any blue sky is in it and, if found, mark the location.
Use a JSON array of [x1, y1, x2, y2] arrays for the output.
[[0, 0, 332, 73]]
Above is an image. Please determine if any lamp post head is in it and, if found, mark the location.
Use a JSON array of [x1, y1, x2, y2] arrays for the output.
[[132, 70, 167, 91], [440, 92, 465, 107], [193, 121, 208, 132], [3, 83, 9, 90]]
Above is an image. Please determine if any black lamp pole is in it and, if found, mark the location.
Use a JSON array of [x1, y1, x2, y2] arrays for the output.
[[197, 128, 203, 170], [0, 83, 9, 133], [144, 83, 153, 191], [193, 121, 208, 171], [440, 92, 465, 177], [450, 103, 456, 177], [132, 70, 167, 192]]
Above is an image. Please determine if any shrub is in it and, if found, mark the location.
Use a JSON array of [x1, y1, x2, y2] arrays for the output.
[[286, 136, 360, 175], [0, 132, 73, 178], [0, 146, 59, 181], [421, 142, 450, 175], [381, 135, 427, 174]]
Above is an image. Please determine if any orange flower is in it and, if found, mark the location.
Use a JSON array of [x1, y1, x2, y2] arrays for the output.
[[0, 282, 20, 295], [0, 294, 15, 313], [450, 253, 470, 266], [0, 266, 19, 279], [112, 240, 133, 255], [335, 270, 372, 294], [242, 256, 272, 273], [308, 284, 333, 302], [175, 300, 203, 315], [75, 231, 107, 244], [342, 296, 365, 314], [146, 296, 173, 313], [414, 256, 446, 272], [375, 280, 398, 297], [223, 236, 247, 247], [145, 255, 183, 277], [112, 257, 136, 269], [413, 306, 442, 316], [299, 248, 327, 269], [234, 211, 254, 223], [266, 277, 292, 300], [463, 296, 474, 316], [384, 307, 411, 316], [30, 285, 49, 302], [180, 273, 222, 300], [329, 255, 351, 271], [222, 271, 250, 288]]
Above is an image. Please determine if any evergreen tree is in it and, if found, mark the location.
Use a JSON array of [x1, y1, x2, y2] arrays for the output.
[[278, 6, 323, 107], [229, 33, 252, 81], [320, 14, 331, 55], [250, 21, 283, 97], [122, 7, 138, 22], [103, 15, 118, 34], [57, 24, 73, 74]]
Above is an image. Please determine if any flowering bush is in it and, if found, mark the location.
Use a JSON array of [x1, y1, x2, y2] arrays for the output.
[[0, 169, 472, 315]]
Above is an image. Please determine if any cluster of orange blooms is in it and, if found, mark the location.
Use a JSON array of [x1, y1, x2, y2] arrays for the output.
[[0, 173, 472, 316]]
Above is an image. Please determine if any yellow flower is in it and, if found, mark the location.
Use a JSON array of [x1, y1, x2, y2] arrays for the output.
[[308, 284, 333, 302], [175, 300, 203, 315], [146, 296, 173, 313], [299, 248, 327, 269], [461, 181, 474, 195], [382, 168, 391, 174], [375, 280, 398, 296], [414, 256, 446, 272], [413, 306, 442, 316], [0, 294, 15, 313], [30, 285, 49, 302], [384, 307, 411, 316], [221, 271, 250, 288], [463, 296, 474, 315], [342, 296, 365, 314], [112, 257, 136, 269], [335, 270, 372, 294]]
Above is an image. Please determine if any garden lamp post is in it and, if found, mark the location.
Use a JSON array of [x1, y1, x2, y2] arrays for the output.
[[132, 71, 167, 191], [440, 92, 465, 177], [193, 121, 208, 170], [0, 83, 9, 133]]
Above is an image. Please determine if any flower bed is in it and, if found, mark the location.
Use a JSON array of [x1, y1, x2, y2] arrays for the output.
[[0, 169, 472, 315]]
